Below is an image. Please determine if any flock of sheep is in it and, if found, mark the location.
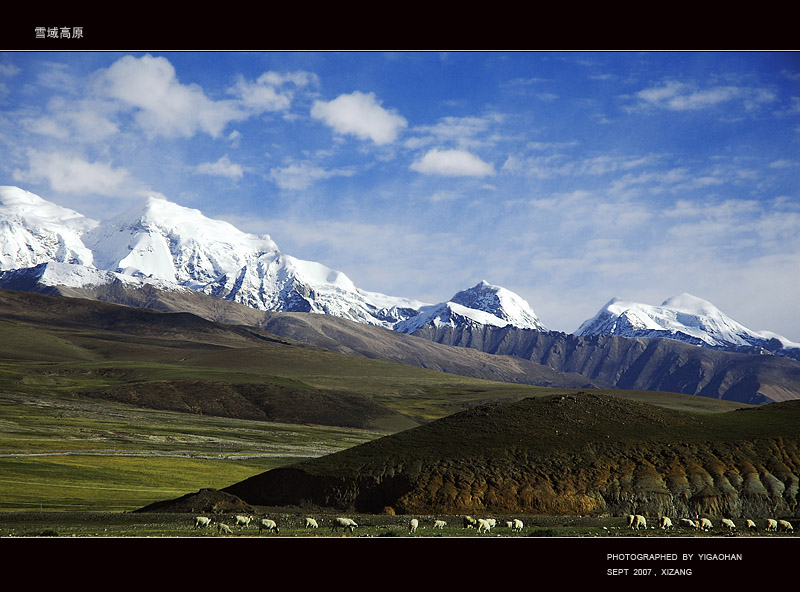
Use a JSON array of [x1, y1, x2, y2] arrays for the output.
[[190, 514, 524, 536], [191, 512, 796, 536], [627, 514, 795, 534]]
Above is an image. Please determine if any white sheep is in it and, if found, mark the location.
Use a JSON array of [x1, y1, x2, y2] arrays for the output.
[[679, 518, 698, 529], [632, 515, 647, 530], [477, 518, 493, 533], [660, 516, 673, 530], [433, 519, 447, 529], [234, 515, 252, 528], [193, 516, 212, 529], [512, 518, 523, 532], [258, 518, 279, 534], [699, 518, 712, 531], [463, 515, 477, 529], [778, 520, 794, 533], [409, 518, 419, 533], [746, 519, 757, 531], [486, 518, 497, 528], [331, 517, 358, 533], [505, 521, 514, 528], [766, 519, 778, 531], [304, 517, 319, 528], [721, 518, 736, 532], [217, 523, 233, 535]]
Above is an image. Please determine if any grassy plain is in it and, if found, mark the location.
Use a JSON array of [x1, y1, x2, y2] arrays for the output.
[[0, 391, 383, 512]]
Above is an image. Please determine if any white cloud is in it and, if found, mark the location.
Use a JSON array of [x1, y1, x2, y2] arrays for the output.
[[630, 80, 777, 112], [195, 155, 244, 180], [269, 161, 354, 191], [410, 148, 495, 177], [13, 150, 134, 197], [97, 54, 242, 139], [0, 63, 20, 77], [229, 70, 317, 112], [311, 91, 407, 145]]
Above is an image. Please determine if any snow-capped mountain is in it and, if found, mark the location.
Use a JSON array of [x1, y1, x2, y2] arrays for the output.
[[0, 186, 531, 331], [0, 187, 97, 270], [576, 293, 800, 358], [396, 281, 546, 334]]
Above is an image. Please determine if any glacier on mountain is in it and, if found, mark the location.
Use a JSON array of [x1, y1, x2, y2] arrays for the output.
[[576, 293, 800, 356]]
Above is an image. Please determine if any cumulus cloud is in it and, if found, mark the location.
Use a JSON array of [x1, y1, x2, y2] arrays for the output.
[[97, 54, 242, 139], [410, 148, 495, 177], [311, 91, 407, 145], [195, 155, 245, 180], [229, 70, 318, 112]]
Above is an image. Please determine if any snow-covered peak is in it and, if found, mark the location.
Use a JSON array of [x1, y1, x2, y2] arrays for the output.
[[84, 195, 279, 286], [0, 186, 97, 269], [395, 281, 546, 334], [577, 293, 799, 354], [450, 280, 545, 330]]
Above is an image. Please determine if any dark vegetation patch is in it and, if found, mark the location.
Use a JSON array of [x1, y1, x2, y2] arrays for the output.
[[77, 379, 419, 430]]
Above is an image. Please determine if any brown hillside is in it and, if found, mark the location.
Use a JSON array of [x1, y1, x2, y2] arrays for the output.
[[222, 393, 800, 519]]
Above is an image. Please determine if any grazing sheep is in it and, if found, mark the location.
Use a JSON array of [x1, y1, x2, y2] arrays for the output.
[[477, 518, 493, 533], [505, 521, 514, 528], [433, 520, 447, 529], [632, 515, 647, 530], [746, 519, 757, 531], [778, 520, 794, 533], [486, 518, 497, 528], [304, 517, 319, 529], [512, 519, 524, 532], [699, 518, 712, 531], [679, 518, 698, 530], [258, 518, 279, 534], [217, 523, 233, 535], [766, 519, 778, 532], [721, 518, 736, 532], [409, 518, 419, 533], [194, 516, 212, 529], [463, 516, 478, 529], [331, 517, 358, 533], [234, 515, 252, 528], [660, 517, 673, 530]]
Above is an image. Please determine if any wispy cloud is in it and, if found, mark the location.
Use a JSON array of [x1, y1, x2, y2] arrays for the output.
[[269, 160, 355, 191], [12, 149, 144, 198], [628, 80, 777, 113]]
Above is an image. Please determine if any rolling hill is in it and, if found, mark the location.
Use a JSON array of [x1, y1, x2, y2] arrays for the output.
[[222, 392, 800, 519]]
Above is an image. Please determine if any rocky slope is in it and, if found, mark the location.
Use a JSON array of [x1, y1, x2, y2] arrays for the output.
[[406, 323, 800, 404], [223, 392, 800, 519]]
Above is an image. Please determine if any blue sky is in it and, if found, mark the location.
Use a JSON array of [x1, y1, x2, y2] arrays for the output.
[[1, 51, 799, 340]]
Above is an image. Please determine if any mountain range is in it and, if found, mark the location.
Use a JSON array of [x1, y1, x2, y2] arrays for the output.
[[1, 185, 799, 404]]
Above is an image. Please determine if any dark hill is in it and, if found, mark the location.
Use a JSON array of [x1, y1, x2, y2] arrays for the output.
[[222, 393, 800, 519]]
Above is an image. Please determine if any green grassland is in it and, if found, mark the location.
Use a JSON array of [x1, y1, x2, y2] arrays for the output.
[[0, 290, 758, 529], [0, 391, 383, 512]]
